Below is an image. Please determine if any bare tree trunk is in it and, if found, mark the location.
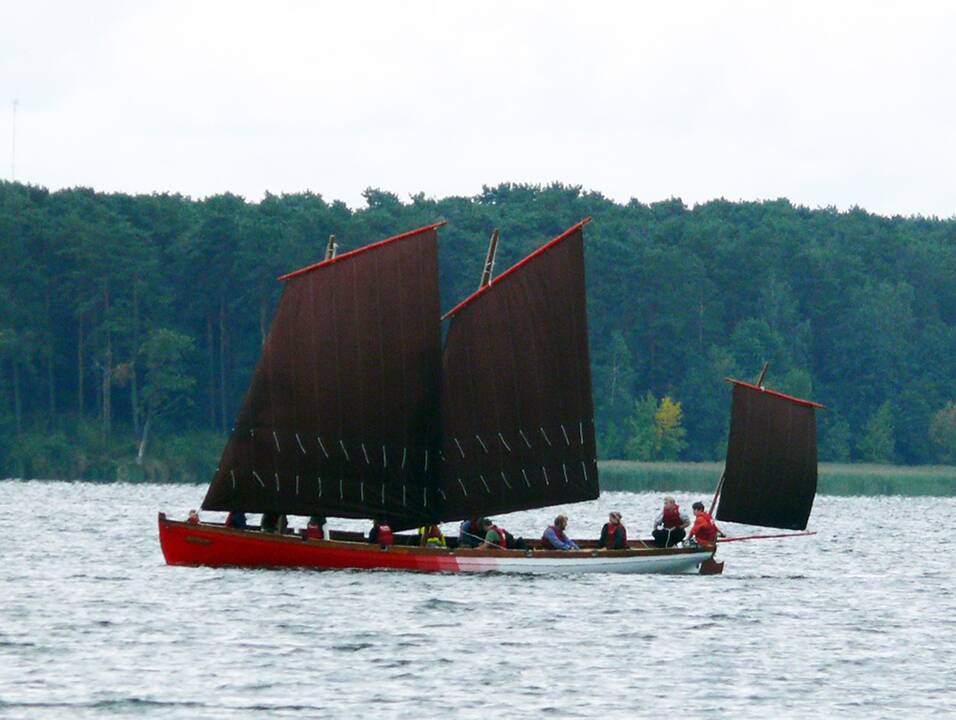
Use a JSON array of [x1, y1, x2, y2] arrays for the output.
[[136, 412, 151, 465], [102, 283, 112, 438], [259, 295, 268, 347], [206, 315, 216, 429], [45, 290, 55, 424], [219, 295, 228, 431], [77, 319, 84, 415], [12, 358, 22, 436], [130, 282, 140, 436]]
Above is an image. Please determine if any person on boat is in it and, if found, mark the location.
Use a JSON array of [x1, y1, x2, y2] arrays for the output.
[[541, 515, 580, 550], [225, 511, 247, 529], [368, 519, 394, 546], [306, 515, 327, 540], [598, 511, 628, 550], [458, 517, 483, 548], [475, 518, 509, 550], [418, 524, 446, 547], [688, 501, 724, 546], [186, 509, 200, 525], [652, 496, 689, 548]]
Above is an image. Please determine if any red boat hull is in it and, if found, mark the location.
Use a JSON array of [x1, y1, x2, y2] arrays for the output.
[[158, 513, 718, 574]]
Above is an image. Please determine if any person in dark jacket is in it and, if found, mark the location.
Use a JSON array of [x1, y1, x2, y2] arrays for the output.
[[598, 511, 628, 549], [225, 511, 247, 529]]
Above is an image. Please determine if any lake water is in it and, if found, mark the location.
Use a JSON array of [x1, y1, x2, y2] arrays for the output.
[[1, 481, 953, 719]]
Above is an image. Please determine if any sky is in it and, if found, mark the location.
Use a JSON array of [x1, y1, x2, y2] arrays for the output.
[[2, 0, 956, 217]]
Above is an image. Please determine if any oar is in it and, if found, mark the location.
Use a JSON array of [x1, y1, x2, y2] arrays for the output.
[[461, 530, 507, 550], [717, 531, 816, 543]]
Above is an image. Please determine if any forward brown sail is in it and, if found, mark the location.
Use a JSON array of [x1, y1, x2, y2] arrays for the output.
[[437, 220, 599, 522], [201, 223, 444, 528], [716, 380, 822, 530]]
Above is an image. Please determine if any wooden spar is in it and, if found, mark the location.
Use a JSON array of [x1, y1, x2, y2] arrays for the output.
[[709, 471, 725, 515], [755, 361, 770, 388], [478, 229, 499, 290], [325, 234, 337, 261], [718, 531, 817, 543]]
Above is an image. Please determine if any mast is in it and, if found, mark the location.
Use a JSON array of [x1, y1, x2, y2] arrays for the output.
[[202, 223, 445, 528], [437, 219, 598, 523], [478, 229, 499, 289], [325, 234, 337, 261]]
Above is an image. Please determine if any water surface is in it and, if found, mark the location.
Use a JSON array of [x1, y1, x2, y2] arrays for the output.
[[1, 482, 952, 718]]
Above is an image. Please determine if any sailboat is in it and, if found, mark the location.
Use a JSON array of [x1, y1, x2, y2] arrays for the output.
[[158, 220, 820, 574]]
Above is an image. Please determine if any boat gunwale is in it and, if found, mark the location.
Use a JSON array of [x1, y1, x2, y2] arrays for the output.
[[158, 513, 713, 560]]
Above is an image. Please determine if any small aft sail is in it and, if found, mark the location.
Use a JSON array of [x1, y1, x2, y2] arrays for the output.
[[716, 380, 823, 531], [437, 220, 599, 522], [201, 223, 444, 528]]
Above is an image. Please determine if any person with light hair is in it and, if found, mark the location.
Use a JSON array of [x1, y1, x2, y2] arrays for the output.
[[652, 496, 689, 547]]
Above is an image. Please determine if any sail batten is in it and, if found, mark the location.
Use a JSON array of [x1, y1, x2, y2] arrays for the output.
[[716, 380, 820, 531], [202, 225, 442, 526]]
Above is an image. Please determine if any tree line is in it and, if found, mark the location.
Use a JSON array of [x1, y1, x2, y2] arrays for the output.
[[1, 180, 955, 480]]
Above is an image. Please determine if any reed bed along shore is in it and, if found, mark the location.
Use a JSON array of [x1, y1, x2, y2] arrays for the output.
[[599, 461, 956, 496]]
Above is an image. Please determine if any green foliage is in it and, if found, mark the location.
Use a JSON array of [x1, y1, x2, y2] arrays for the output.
[[929, 403, 956, 464], [2, 179, 956, 478], [858, 401, 897, 464], [625, 392, 687, 461]]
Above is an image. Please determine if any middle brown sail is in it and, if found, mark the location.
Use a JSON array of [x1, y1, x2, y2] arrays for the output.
[[437, 220, 600, 522]]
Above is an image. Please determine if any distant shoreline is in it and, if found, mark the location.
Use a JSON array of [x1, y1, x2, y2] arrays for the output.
[[4, 461, 955, 496]]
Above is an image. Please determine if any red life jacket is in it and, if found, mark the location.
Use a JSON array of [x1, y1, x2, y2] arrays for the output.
[[693, 512, 718, 545], [662, 504, 683, 529], [487, 526, 508, 549], [306, 524, 324, 540], [605, 523, 627, 547], [377, 524, 394, 546], [186, 514, 199, 526], [541, 525, 568, 549]]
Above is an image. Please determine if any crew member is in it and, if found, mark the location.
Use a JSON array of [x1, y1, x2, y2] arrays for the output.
[[598, 511, 627, 550], [688, 501, 724, 546], [186, 509, 200, 525], [458, 517, 482, 548], [418, 524, 446, 547], [306, 515, 327, 540], [476, 518, 508, 550], [225, 511, 247, 529], [541, 515, 580, 550], [368, 519, 394, 546], [652, 496, 689, 547]]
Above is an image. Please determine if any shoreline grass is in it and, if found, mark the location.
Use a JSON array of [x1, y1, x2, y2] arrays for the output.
[[598, 461, 956, 496]]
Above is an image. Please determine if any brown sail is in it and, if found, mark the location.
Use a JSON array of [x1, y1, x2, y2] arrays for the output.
[[437, 220, 599, 522], [716, 380, 822, 530], [201, 223, 444, 528]]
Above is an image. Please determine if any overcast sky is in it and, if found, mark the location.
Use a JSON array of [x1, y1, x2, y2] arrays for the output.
[[3, 0, 955, 217]]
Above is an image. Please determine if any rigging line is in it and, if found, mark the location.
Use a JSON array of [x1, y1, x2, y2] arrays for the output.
[[317, 436, 330, 458], [424, 450, 429, 474], [253, 471, 265, 488], [438, 489, 447, 500], [540, 427, 552, 446], [458, 478, 468, 496], [381, 484, 385, 506], [382, 445, 387, 468], [295, 433, 307, 454], [581, 461, 588, 483], [339, 440, 350, 462], [454, 438, 465, 458], [361, 443, 370, 465], [230, 470, 236, 490], [339, 478, 343, 499], [500, 471, 512, 489], [274, 473, 280, 493], [542, 466, 550, 486], [519, 429, 532, 448], [403, 484, 406, 506], [401, 447, 407, 469], [479, 474, 490, 493], [521, 469, 531, 487], [562, 464, 569, 484], [295, 475, 300, 495], [498, 432, 512, 452], [579, 422, 584, 445], [475, 434, 489, 453], [360, 482, 365, 503], [561, 424, 571, 446], [273, 431, 281, 452], [318, 476, 322, 498]]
